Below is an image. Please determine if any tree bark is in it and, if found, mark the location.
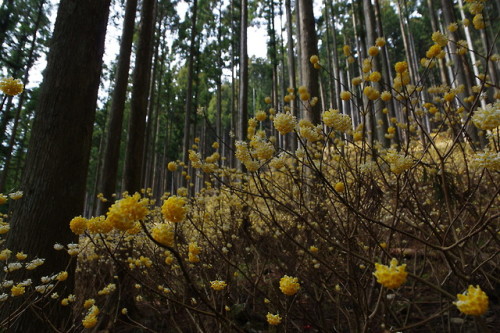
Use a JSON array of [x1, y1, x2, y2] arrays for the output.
[[97, 0, 138, 215], [298, 0, 320, 124], [123, 0, 156, 194], [2, 0, 110, 331], [238, 0, 249, 141]]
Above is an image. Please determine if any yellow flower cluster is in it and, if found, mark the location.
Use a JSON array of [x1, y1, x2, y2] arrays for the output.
[[298, 85, 310, 101], [69, 216, 87, 235], [151, 223, 174, 247], [86, 215, 112, 234], [0, 77, 23, 96], [266, 313, 282, 325], [363, 86, 380, 101], [322, 109, 352, 132], [471, 102, 500, 130], [454, 285, 489, 316], [106, 193, 149, 231], [82, 305, 99, 329], [472, 151, 500, 171], [210, 280, 227, 291], [167, 161, 178, 172], [10, 284, 25, 296], [255, 110, 267, 121], [162, 196, 187, 223], [188, 242, 201, 263], [385, 149, 414, 175], [298, 119, 321, 142], [273, 112, 296, 135], [373, 258, 408, 289], [279, 275, 300, 296]]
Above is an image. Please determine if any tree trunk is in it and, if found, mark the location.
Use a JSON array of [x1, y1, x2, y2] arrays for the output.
[[97, 0, 138, 215], [123, 0, 156, 194], [238, 0, 249, 142], [2, 0, 110, 331], [298, 0, 320, 123], [182, 0, 198, 185], [285, 0, 298, 151]]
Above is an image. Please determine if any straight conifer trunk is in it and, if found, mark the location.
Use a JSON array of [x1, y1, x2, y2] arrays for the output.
[[2, 0, 110, 330]]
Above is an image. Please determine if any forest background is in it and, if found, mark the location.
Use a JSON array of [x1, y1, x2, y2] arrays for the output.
[[0, 0, 498, 331]]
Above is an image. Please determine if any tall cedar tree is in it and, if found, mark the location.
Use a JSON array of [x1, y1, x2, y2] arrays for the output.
[[2, 0, 110, 331], [298, 0, 320, 123], [123, 0, 156, 193], [97, 0, 138, 215]]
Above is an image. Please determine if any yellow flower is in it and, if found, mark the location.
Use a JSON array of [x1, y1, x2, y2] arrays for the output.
[[340, 91, 351, 101], [273, 112, 296, 135], [322, 109, 352, 132], [380, 91, 392, 102], [188, 242, 201, 263], [69, 216, 87, 235], [447, 23, 458, 32], [472, 151, 500, 171], [375, 37, 386, 47], [15, 252, 27, 260], [426, 44, 442, 58], [279, 275, 300, 296], [368, 71, 382, 82], [106, 193, 149, 231], [151, 223, 174, 247], [162, 195, 187, 223], [266, 313, 282, 326], [334, 182, 345, 192], [0, 194, 7, 205], [167, 161, 178, 172], [8, 191, 23, 200], [83, 298, 95, 309], [11, 284, 25, 296], [363, 86, 380, 100], [454, 285, 489, 316], [255, 110, 267, 121], [368, 46, 379, 57], [0, 77, 23, 96], [472, 102, 500, 130], [432, 31, 448, 47], [87, 215, 113, 234], [373, 258, 408, 289], [210, 280, 227, 291], [82, 306, 99, 328], [56, 271, 68, 281], [309, 55, 319, 64], [394, 61, 408, 73], [264, 96, 272, 104], [343, 45, 351, 57]]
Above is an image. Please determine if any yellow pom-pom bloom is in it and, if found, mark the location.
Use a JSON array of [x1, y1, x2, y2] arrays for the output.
[[56, 271, 69, 281], [210, 280, 227, 291], [106, 193, 149, 231], [11, 284, 25, 296], [375, 37, 386, 47], [426, 44, 442, 58], [454, 285, 489, 316], [394, 61, 408, 73], [0, 194, 7, 205], [473, 14, 485, 29], [322, 109, 352, 132], [343, 45, 351, 57], [264, 96, 272, 104], [266, 313, 282, 326], [309, 55, 319, 64], [472, 102, 500, 130], [432, 31, 448, 47], [447, 23, 458, 32], [188, 242, 201, 263], [167, 161, 178, 172], [363, 86, 380, 100], [279, 275, 300, 296], [151, 223, 174, 247], [368, 71, 382, 82], [340, 91, 351, 101], [368, 46, 379, 57], [162, 195, 187, 223], [373, 258, 408, 289], [381, 91, 392, 102], [0, 77, 24, 96], [255, 110, 267, 121], [334, 182, 345, 192], [273, 112, 296, 135], [87, 215, 113, 234], [69, 216, 87, 235]]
